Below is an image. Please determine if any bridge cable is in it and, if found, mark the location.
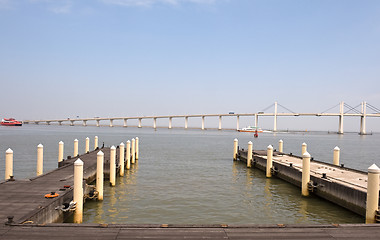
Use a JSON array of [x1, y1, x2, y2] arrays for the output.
[[260, 103, 275, 112], [277, 103, 296, 114], [367, 103, 380, 114], [344, 103, 361, 114], [320, 103, 340, 114]]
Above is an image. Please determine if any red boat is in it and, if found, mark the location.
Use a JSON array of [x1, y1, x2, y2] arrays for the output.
[[1, 118, 22, 126]]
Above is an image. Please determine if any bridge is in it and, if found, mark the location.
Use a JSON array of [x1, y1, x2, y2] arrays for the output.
[[23, 101, 380, 134]]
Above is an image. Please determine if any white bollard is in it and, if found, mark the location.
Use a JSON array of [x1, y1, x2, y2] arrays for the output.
[[266, 145, 273, 178], [94, 136, 98, 150], [279, 139, 283, 153], [37, 144, 43, 176], [73, 159, 84, 223], [366, 164, 380, 223], [5, 148, 13, 180], [74, 139, 79, 157], [135, 137, 139, 161], [333, 146, 340, 166], [58, 141, 64, 163], [85, 137, 90, 153], [247, 141, 253, 168], [119, 143, 125, 177], [97, 151, 104, 201], [302, 151, 311, 197], [110, 146, 116, 187], [126, 140, 131, 170], [131, 138, 136, 164], [233, 138, 238, 160], [301, 142, 307, 156]]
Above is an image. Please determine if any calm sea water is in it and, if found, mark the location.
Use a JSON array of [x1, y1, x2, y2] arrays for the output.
[[1, 125, 378, 224]]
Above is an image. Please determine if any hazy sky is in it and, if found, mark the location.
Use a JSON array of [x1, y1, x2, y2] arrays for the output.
[[1, 0, 380, 131]]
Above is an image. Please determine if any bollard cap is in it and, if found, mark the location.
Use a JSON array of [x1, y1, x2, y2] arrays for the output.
[[74, 139, 78, 142], [279, 139, 283, 143], [95, 136, 98, 139], [248, 141, 253, 145], [132, 138, 135, 141], [111, 145, 116, 150], [6, 148, 13, 153], [127, 140, 131, 144], [86, 137, 89, 140], [234, 138, 238, 142], [38, 143, 43, 148], [368, 164, 380, 174], [334, 146, 340, 151], [136, 137, 139, 140], [74, 159, 83, 166], [302, 151, 311, 158], [267, 145, 273, 150], [97, 150, 104, 156], [120, 142, 125, 146], [302, 142, 307, 146], [59, 141, 64, 144]]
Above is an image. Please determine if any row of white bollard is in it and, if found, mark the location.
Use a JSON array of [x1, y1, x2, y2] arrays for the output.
[[234, 138, 380, 224]]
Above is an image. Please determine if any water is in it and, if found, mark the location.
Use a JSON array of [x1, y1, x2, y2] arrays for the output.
[[1, 125, 377, 224]]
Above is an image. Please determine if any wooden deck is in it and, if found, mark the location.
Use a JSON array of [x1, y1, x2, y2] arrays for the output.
[[0, 147, 112, 224], [2, 223, 380, 239]]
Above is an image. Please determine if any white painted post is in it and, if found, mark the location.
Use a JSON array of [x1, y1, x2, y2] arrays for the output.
[[153, 118, 157, 129], [301, 142, 307, 156], [135, 137, 139, 160], [366, 164, 380, 223], [123, 119, 128, 127], [5, 148, 13, 180], [169, 117, 172, 129], [233, 138, 238, 160], [58, 141, 64, 163], [74, 139, 79, 157], [247, 141, 253, 168], [274, 101, 278, 132], [338, 101, 344, 134], [37, 144, 43, 176], [131, 138, 136, 164], [119, 143, 125, 177], [126, 140, 131, 170], [218, 116, 222, 130], [138, 118, 142, 128], [278, 139, 283, 153], [110, 119, 113, 127], [360, 101, 367, 135], [333, 146, 340, 166], [266, 145, 273, 178], [110, 146, 116, 187], [185, 117, 188, 129], [97, 151, 104, 201], [85, 137, 90, 153], [73, 159, 84, 223], [236, 116, 240, 130], [302, 152, 311, 196], [202, 116, 205, 130], [94, 136, 98, 150]]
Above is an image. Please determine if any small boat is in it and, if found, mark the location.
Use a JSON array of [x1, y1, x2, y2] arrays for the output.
[[1, 118, 22, 126], [238, 126, 263, 133]]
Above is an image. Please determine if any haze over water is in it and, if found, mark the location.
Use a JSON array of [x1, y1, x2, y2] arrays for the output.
[[1, 125, 377, 224]]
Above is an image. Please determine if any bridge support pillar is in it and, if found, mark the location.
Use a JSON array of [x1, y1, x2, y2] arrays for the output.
[[338, 101, 344, 134], [83, 120, 87, 127], [58, 121, 62, 125], [153, 118, 157, 129], [123, 119, 127, 127], [138, 118, 142, 128], [202, 116, 205, 130], [360, 101, 367, 135], [46, 121, 50, 125], [96, 120, 100, 127], [218, 116, 222, 130], [109, 119, 113, 127], [366, 164, 380, 223], [70, 120, 74, 126], [185, 117, 188, 129], [236, 116, 240, 131], [169, 117, 172, 129]]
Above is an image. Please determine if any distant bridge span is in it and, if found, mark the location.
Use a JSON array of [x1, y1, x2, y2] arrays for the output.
[[23, 102, 380, 135]]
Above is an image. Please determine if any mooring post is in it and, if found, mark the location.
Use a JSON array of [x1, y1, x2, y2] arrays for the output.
[[266, 145, 273, 178], [233, 138, 238, 161], [73, 159, 84, 223], [131, 138, 136, 164], [135, 137, 139, 160], [94, 136, 98, 150], [302, 151, 311, 197], [366, 164, 380, 223], [119, 143, 125, 177], [97, 151, 104, 201], [279, 139, 283, 153], [85, 137, 90, 153], [58, 141, 64, 164], [110, 146, 116, 187], [37, 144, 43, 176], [301, 142, 307, 156], [126, 140, 131, 170], [333, 146, 340, 166], [74, 139, 79, 157], [5, 148, 13, 180], [247, 141, 253, 168]]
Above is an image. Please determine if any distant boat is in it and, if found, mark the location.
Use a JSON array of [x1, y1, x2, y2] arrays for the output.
[[1, 118, 22, 126], [238, 126, 263, 133]]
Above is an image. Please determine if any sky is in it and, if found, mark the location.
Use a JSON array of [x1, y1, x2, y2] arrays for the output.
[[1, 0, 380, 131]]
